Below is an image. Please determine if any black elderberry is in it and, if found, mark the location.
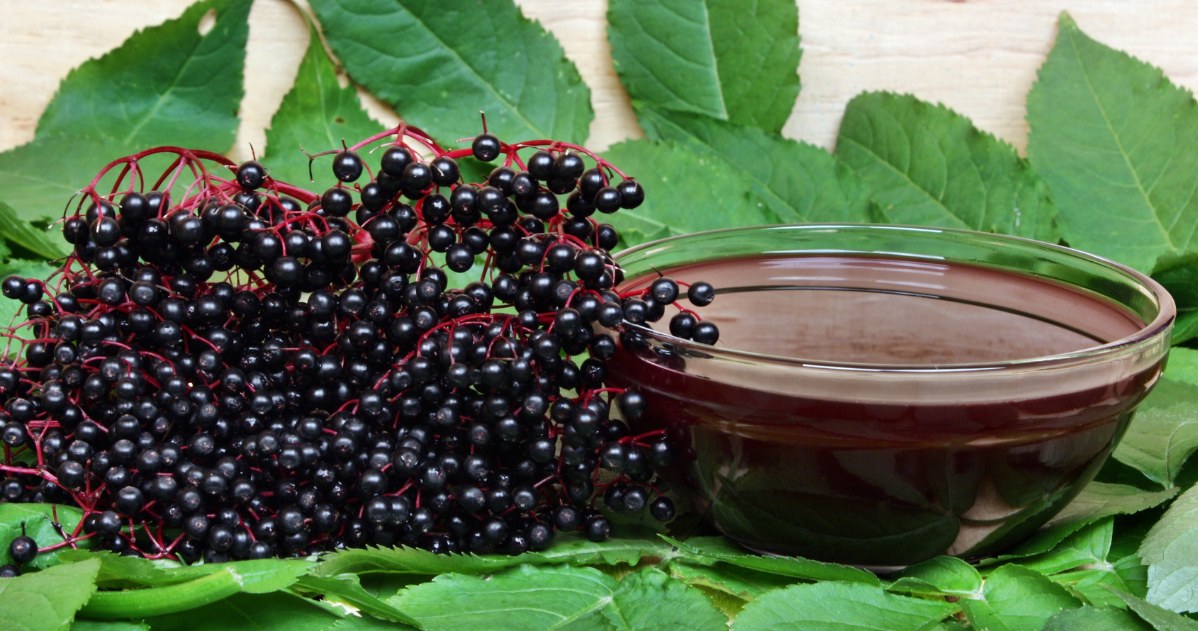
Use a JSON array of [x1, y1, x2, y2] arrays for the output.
[[430, 156, 460, 186], [616, 179, 645, 208], [8, 536, 36, 565], [332, 150, 365, 182], [236, 160, 267, 190], [471, 133, 502, 162]]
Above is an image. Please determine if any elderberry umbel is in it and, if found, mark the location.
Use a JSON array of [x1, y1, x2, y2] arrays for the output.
[[0, 121, 719, 561]]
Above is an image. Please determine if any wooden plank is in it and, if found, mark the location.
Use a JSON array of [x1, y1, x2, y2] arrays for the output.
[[0, 0, 1195, 158]]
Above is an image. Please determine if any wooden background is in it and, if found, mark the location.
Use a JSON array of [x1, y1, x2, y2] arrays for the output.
[[1, 0, 1196, 161]]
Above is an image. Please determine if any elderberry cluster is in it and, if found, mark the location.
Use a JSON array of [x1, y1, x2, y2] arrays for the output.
[[0, 123, 718, 562]]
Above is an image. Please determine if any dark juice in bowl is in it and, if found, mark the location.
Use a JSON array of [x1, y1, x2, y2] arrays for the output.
[[609, 254, 1162, 567]]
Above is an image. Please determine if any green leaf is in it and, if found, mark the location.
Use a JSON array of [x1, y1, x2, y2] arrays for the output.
[[669, 561, 796, 600], [1115, 401, 1198, 486], [308, 0, 591, 143], [1020, 518, 1114, 576], [1110, 589, 1198, 631], [1114, 354, 1198, 485], [1043, 606, 1152, 631], [0, 503, 89, 569], [292, 574, 419, 625], [638, 110, 875, 224], [392, 564, 726, 631], [0, 201, 67, 260], [1026, 13, 1198, 273], [71, 621, 150, 631], [601, 567, 729, 630], [1173, 310, 1198, 345], [835, 92, 1058, 241], [607, 0, 800, 133], [0, 558, 100, 631], [731, 581, 958, 630], [263, 27, 385, 186], [661, 535, 881, 585], [0, 0, 250, 223], [0, 259, 59, 349], [960, 564, 1082, 631], [599, 139, 770, 246], [313, 535, 674, 577], [1048, 482, 1179, 527], [1155, 252, 1198, 310], [983, 483, 1178, 564], [35, 0, 248, 146], [1052, 568, 1134, 609], [328, 616, 404, 631], [1140, 484, 1198, 612], [889, 556, 983, 598], [55, 549, 313, 593], [138, 592, 342, 631]]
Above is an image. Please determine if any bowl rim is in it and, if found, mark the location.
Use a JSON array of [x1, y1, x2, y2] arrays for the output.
[[612, 223, 1177, 373]]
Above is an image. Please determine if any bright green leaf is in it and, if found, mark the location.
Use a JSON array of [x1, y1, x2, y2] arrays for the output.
[[1048, 482, 1179, 527], [836, 92, 1058, 240], [669, 561, 796, 600], [392, 564, 725, 631], [889, 556, 983, 597], [1115, 401, 1198, 486], [984, 483, 1178, 564], [602, 567, 729, 630], [313, 535, 674, 577], [0, 200, 67, 260], [960, 564, 1081, 631], [1140, 484, 1198, 612], [661, 536, 881, 585], [139, 592, 342, 631], [1110, 589, 1198, 631], [264, 27, 385, 186], [1043, 606, 1151, 631], [292, 574, 419, 625], [1020, 518, 1113, 576], [732, 581, 958, 631], [638, 110, 875, 224], [35, 0, 248, 146], [309, 0, 591, 143], [599, 139, 770, 246], [1026, 13, 1198, 273], [1114, 554, 1151, 599], [1162, 348, 1198, 388], [1051, 568, 1133, 609], [328, 616, 404, 631], [1115, 361, 1198, 486], [55, 550, 313, 593], [607, 0, 800, 133], [0, 259, 58, 350], [1172, 310, 1198, 345], [0, 503, 89, 569], [70, 621, 150, 631], [0, 558, 100, 631], [0, 0, 250, 224]]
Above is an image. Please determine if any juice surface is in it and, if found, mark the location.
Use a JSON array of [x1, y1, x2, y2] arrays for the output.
[[611, 254, 1158, 565]]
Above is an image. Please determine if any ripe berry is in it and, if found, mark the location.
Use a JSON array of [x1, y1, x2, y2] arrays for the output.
[[0, 277, 23, 300], [430, 156, 460, 186], [0, 124, 722, 564], [236, 160, 267, 190], [8, 535, 37, 565], [332, 150, 365, 182], [649, 496, 675, 521], [472, 133, 502, 162], [687, 281, 716, 306], [617, 180, 645, 208]]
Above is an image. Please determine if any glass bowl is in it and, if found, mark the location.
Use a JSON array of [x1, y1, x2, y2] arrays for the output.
[[608, 224, 1175, 568]]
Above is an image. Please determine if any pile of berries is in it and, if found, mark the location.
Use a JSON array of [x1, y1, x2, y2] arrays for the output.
[[0, 122, 718, 564]]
